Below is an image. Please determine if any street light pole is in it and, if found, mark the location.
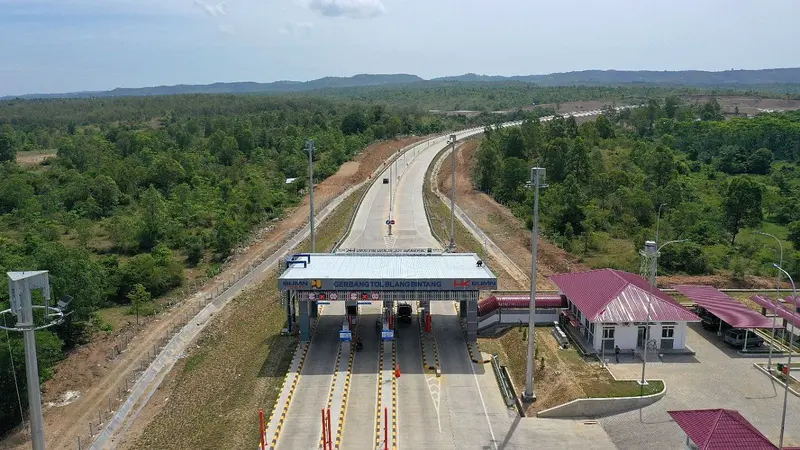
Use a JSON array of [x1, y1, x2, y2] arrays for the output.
[[449, 134, 457, 252], [523, 167, 545, 401], [306, 139, 315, 253], [756, 231, 783, 371], [640, 238, 688, 385], [772, 263, 796, 450]]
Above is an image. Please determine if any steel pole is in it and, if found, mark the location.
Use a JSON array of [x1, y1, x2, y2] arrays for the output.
[[756, 231, 783, 371], [524, 167, 543, 401], [450, 135, 457, 251], [641, 241, 657, 385], [388, 161, 393, 236], [306, 139, 315, 253], [20, 280, 45, 450], [773, 264, 795, 450]]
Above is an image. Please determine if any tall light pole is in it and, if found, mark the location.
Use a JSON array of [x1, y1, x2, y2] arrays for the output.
[[449, 134, 457, 252], [640, 238, 688, 385], [523, 167, 546, 401], [388, 158, 393, 237], [772, 263, 796, 450], [306, 139, 316, 253], [3, 271, 69, 450], [756, 231, 783, 371]]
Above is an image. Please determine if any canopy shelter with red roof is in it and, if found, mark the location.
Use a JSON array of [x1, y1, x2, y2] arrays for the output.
[[750, 295, 800, 330], [674, 285, 774, 330], [550, 269, 699, 353], [668, 408, 800, 450]]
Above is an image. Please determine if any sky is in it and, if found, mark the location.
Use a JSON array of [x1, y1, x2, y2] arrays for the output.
[[1, 0, 799, 96]]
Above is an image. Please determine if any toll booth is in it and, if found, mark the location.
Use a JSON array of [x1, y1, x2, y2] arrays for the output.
[[278, 252, 497, 342]]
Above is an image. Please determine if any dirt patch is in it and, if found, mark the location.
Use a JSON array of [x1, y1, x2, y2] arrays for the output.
[[682, 95, 800, 117], [0, 136, 421, 450], [16, 150, 56, 168], [658, 274, 780, 290]]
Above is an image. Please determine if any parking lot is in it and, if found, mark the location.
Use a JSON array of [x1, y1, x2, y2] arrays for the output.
[[599, 323, 800, 449]]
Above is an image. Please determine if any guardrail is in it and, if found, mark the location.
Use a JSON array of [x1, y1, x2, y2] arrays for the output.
[[491, 354, 516, 408]]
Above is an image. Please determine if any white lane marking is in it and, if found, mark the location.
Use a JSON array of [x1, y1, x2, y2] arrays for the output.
[[470, 354, 497, 450]]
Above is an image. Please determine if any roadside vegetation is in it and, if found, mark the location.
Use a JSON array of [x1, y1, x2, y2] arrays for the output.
[[474, 99, 800, 283], [0, 94, 450, 435]]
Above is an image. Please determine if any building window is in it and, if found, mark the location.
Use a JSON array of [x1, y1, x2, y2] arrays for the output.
[[662, 326, 675, 338], [602, 327, 615, 340]]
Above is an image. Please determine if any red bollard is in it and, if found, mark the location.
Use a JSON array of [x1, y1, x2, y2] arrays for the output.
[[395, 364, 401, 378], [425, 314, 432, 333], [384, 407, 388, 450], [259, 409, 266, 450], [326, 408, 332, 450], [321, 409, 327, 449], [388, 314, 393, 330]]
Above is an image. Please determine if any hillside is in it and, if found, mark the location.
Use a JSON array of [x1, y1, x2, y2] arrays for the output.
[[5, 68, 800, 99]]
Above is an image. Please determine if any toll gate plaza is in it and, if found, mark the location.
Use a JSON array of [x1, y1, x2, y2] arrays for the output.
[[278, 252, 497, 342]]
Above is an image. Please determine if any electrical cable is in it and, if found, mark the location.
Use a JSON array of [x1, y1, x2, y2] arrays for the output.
[[3, 313, 25, 429]]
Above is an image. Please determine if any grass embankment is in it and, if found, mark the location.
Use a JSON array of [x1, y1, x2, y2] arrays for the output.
[[424, 150, 663, 413], [129, 185, 366, 450]]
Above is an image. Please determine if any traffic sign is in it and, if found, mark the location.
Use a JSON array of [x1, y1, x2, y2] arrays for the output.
[[318, 293, 326, 301], [307, 293, 316, 300], [340, 330, 352, 341], [386, 219, 391, 225], [371, 292, 380, 300], [350, 292, 358, 301], [330, 293, 338, 300], [390, 219, 395, 225], [361, 293, 369, 300], [357, 301, 372, 305], [381, 329, 394, 341]]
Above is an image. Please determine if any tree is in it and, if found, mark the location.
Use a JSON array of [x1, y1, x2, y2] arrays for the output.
[[138, 186, 167, 250], [664, 96, 681, 119], [184, 234, 205, 266], [0, 126, 15, 162], [497, 157, 528, 204], [788, 221, 800, 250], [127, 283, 151, 326], [699, 98, 724, 121], [340, 112, 367, 135], [595, 114, 615, 139], [473, 141, 501, 193], [748, 148, 773, 175], [722, 177, 763, 245], [90, 175, 121, 215]]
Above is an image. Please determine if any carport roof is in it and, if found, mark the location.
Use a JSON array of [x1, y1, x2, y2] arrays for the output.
[[674, 285, 773, 329], [750, 295, 800, 329], [667, 409, 779, 450]]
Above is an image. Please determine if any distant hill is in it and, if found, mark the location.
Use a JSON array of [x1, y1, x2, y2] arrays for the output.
[[5, 69, 800, 99]]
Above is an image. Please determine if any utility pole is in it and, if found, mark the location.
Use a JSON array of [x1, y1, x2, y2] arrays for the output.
[[755, 231, 783, 372], [449, 134, 457, 252], [773, 263, 795, 450], [388, 160, 393, 236], [3, 271, 69, 450], [523, 167, 545, 401], [306, 139, 315, 252]]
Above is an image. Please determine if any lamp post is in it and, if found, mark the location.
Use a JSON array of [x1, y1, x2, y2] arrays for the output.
[[306, 139, 316, 253], [755, 231, 783, 371], [640, 238, 688, 385], [523, 167, 546, 401], [772, 263, 796, 450], [449, 134, 457, 252]]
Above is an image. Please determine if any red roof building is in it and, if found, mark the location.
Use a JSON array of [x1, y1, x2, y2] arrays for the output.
[[550, 269, 699, 353], [668, 408, 799, 450]]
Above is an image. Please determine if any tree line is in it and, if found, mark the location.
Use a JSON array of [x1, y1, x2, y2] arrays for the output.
[[475, 98, 800, 280]]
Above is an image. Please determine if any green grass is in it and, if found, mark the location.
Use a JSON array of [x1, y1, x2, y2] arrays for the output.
[[587, 380, 665, 398], [581, 231, 639, 271]]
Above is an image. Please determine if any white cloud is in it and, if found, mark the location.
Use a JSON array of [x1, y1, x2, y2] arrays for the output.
[[194, 0, 227, 17], [279, 20, 314, 35], [307, 0, 385, 19]]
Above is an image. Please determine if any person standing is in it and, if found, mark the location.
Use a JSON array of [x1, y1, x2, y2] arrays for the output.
[[614, 345, 621, 363]]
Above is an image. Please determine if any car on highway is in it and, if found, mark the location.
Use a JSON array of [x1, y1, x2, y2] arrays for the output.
[[723, 328, 764, 348], [397, 303, 412, 324]]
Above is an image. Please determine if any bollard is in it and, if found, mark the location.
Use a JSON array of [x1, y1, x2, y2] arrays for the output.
[[108, 397, 112, 412], [259, 409, 266, 450], [384, 407, 388, 450], [78, 435, 82, 450], [98, 409, 102, 424], [395, 364, 401, 378], [326, 408, 332, 450], [89, 422, 93, 437]]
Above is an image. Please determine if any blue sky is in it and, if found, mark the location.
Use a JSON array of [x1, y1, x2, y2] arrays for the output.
[[1, 0, 799, 96]]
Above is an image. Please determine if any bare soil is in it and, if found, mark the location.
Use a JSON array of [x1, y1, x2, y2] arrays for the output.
[[682, 95, 800, 117], [0, 136, 422, 450], [15, 150, 56, 168]]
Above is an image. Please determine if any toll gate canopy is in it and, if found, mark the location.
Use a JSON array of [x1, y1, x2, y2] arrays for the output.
[[279, 252, 497, 341], [674, 285, 773, 329]]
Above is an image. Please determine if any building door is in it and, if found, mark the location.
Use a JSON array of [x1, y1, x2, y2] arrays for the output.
[[637, 326, 647, 348], [661, 325, 675, 350]]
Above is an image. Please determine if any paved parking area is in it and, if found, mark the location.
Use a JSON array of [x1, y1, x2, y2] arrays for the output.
[[600, 323, 800, 449]]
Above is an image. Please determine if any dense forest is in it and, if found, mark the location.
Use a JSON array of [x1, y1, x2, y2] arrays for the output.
[[0, 94, 460, 433], [475, 98, 800, 279]]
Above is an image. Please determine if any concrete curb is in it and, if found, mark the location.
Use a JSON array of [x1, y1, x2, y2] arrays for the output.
[[753, 363, 800, 398], [334, 345, 355, 449], [322, 343, 344, 448], [455, 302, 490, 364], [266, 317, 319, 450], [374, 342, 384, 448], [391, 341, 398, 450], [535, 381, 667, 418]]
